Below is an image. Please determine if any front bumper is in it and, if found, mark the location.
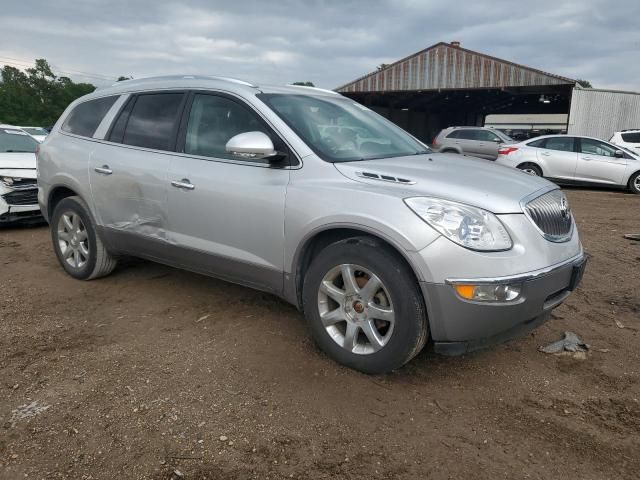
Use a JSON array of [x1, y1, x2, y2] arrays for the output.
[[422, 253, 587, 355], [0, 198, 42, 225]]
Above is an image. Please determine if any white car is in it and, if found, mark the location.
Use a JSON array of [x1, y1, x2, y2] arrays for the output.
[[19, 126, 49, 143], [609, 129, 640, 154], [0, 125, 41, 224], [495, 135, 640, 194]]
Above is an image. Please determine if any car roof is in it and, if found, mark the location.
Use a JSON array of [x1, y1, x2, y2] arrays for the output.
[[80, 75, 341, 101]]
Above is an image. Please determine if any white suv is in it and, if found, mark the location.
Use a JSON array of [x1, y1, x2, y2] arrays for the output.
[[610, 129, 640, 153]]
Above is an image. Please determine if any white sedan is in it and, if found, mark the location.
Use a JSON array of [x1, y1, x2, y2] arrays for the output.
[[0, 125, 41, 224], [19, 126, 49, 143], [495, 135, 640, 194]]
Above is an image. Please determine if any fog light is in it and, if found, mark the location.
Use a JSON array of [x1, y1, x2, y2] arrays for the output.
[[453, 283, 522, 302]]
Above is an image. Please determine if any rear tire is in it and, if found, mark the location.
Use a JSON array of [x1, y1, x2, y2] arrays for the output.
[[629, 172, 640, 194], [50, 196, 117, 280], [302, 236, 428, 374], [518, 163, 542, 177]]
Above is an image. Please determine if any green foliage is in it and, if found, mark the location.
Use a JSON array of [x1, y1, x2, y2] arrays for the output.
[[292, 81, 315, 87], [576, 79, 592, 88], [0, 59, 96, 126]]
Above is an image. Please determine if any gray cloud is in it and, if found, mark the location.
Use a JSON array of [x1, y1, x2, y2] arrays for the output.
[[1, 0, 639, 91]]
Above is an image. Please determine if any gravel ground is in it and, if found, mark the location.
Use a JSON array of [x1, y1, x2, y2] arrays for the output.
[[1, 187, 639, 479]]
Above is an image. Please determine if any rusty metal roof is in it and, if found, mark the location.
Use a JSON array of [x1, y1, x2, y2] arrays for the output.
[[336, 42, 576, 93]]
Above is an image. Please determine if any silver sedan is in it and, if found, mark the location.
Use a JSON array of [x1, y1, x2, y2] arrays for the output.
[[495, 135, 640, 194]]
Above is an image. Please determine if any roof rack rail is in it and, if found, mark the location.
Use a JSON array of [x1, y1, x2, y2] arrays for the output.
[[286, 84, 341, 95], [112, 75, 257, 88]]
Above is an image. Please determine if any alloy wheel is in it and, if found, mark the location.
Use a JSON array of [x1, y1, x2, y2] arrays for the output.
[[57, 211, 89, 269], [317, 264, 395, 355]]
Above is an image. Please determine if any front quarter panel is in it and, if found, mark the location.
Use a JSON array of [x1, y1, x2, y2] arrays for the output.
[[284, 157, 441, 279]]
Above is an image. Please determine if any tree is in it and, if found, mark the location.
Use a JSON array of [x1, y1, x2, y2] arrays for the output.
[[117, 76, 132, 81], [377, 64, 390, 71], [0, 59, 95, 126], [576, 79, 592, 88], [292, 81, 315, 87]]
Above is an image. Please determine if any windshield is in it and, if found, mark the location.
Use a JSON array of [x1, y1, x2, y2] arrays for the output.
[[22, 127, 48, 136], [258, 94, 431, 162], [0, 128, 39, 153]]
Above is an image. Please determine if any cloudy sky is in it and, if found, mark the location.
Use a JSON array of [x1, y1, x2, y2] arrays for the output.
[[1, 0, 639, 91]]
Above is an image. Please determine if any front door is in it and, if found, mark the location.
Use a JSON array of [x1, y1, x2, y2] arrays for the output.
[[167, 92, 290, 294], [576, 138, 627, 185]]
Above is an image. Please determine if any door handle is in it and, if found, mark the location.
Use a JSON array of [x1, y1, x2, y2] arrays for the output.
[[582, 157, 594, 161], [171, 179, 195, 190], [94, 165, 113, 175], [541, 152, 552, 157]]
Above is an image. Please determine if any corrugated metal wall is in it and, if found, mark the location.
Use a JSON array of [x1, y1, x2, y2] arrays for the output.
[[568, 89, 640, 140], [337, 43, 572, 93]]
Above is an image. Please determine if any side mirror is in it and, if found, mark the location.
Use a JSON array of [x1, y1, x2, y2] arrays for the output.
[[615, 150, 625, 158], [225, 131, 281, 161]]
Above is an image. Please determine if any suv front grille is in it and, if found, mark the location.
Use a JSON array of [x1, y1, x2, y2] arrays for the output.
[[524, 189, 573, 242], [2, 189, 38, 206]]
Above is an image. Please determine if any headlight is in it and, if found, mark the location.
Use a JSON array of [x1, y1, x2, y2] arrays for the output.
[[404, 197, 513, 251]]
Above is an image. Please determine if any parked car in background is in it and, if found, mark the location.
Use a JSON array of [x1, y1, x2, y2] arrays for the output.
[[0, 125, 41, 224], [38, 76, 586, 373], [432, 126, 513, 160], [609, 129, 640, 154], [19, 126, 49, 142], [495, 135, 640, 194]]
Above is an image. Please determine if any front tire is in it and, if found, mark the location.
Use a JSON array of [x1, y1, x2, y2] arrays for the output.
[[629, 172, 640, 194], [302, 236, 428, 374], [51, 196, 117, 280]]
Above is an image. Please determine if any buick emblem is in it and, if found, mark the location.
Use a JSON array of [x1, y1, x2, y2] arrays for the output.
[[560, 197, 571, 219]]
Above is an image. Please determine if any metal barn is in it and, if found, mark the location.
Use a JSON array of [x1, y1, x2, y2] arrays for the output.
[[336, 42, 639, 143]]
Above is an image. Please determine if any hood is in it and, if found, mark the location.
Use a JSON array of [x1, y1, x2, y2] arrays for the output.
[[0, 152, 37, 170], [333, 153, 554, 214]]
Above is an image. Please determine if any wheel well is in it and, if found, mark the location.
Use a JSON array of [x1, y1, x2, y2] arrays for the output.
[[517, 162, 543, 175], [628, 170, 640, 187], [47, 186, 78, 221], [294, 228, 421, 309]]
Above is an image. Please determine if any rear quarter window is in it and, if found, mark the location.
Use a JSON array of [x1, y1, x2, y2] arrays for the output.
[[61, 96, 119, 138], [621, 132, 640, 143], [527, 138, 547, 148]]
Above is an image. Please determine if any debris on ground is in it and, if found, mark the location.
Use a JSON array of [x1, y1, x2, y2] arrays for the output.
[[169, 469, 184, 480], [539, 331, 590, 359], [623, 234, 640, 241], [10, 401, 51, 425]]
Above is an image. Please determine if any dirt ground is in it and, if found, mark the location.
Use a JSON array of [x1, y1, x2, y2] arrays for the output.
[[1, 188, 639, 480]]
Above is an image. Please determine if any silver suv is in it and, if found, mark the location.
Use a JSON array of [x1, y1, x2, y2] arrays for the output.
[[433, 126, 513, 160], [38, 76, 586, 373]]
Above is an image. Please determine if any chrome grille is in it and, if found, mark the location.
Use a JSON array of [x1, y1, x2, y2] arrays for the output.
[[524, 190, 573, 242]]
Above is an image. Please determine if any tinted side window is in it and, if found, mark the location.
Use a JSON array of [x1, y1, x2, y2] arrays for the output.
[[621, 132, 640, 143], [580, 138, 617, 157], [123, 93, 185, 151], [61, 96, 118, 137], [476, 130, 501, 142], [455, 129, 477, 140], [446, 130, 460, 139], [545, 137, 574, 152], [184, 94, 270, 161], [527, 138, 547, 148]]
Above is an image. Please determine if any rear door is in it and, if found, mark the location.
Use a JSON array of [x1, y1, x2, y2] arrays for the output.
[[455, 129, 486, 158], [474, 129, 504, 159], [535, 136, 578, 180], [89, 91, 187, 253], [575, 138, 627, 185], [166, 92, 290, 294]]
